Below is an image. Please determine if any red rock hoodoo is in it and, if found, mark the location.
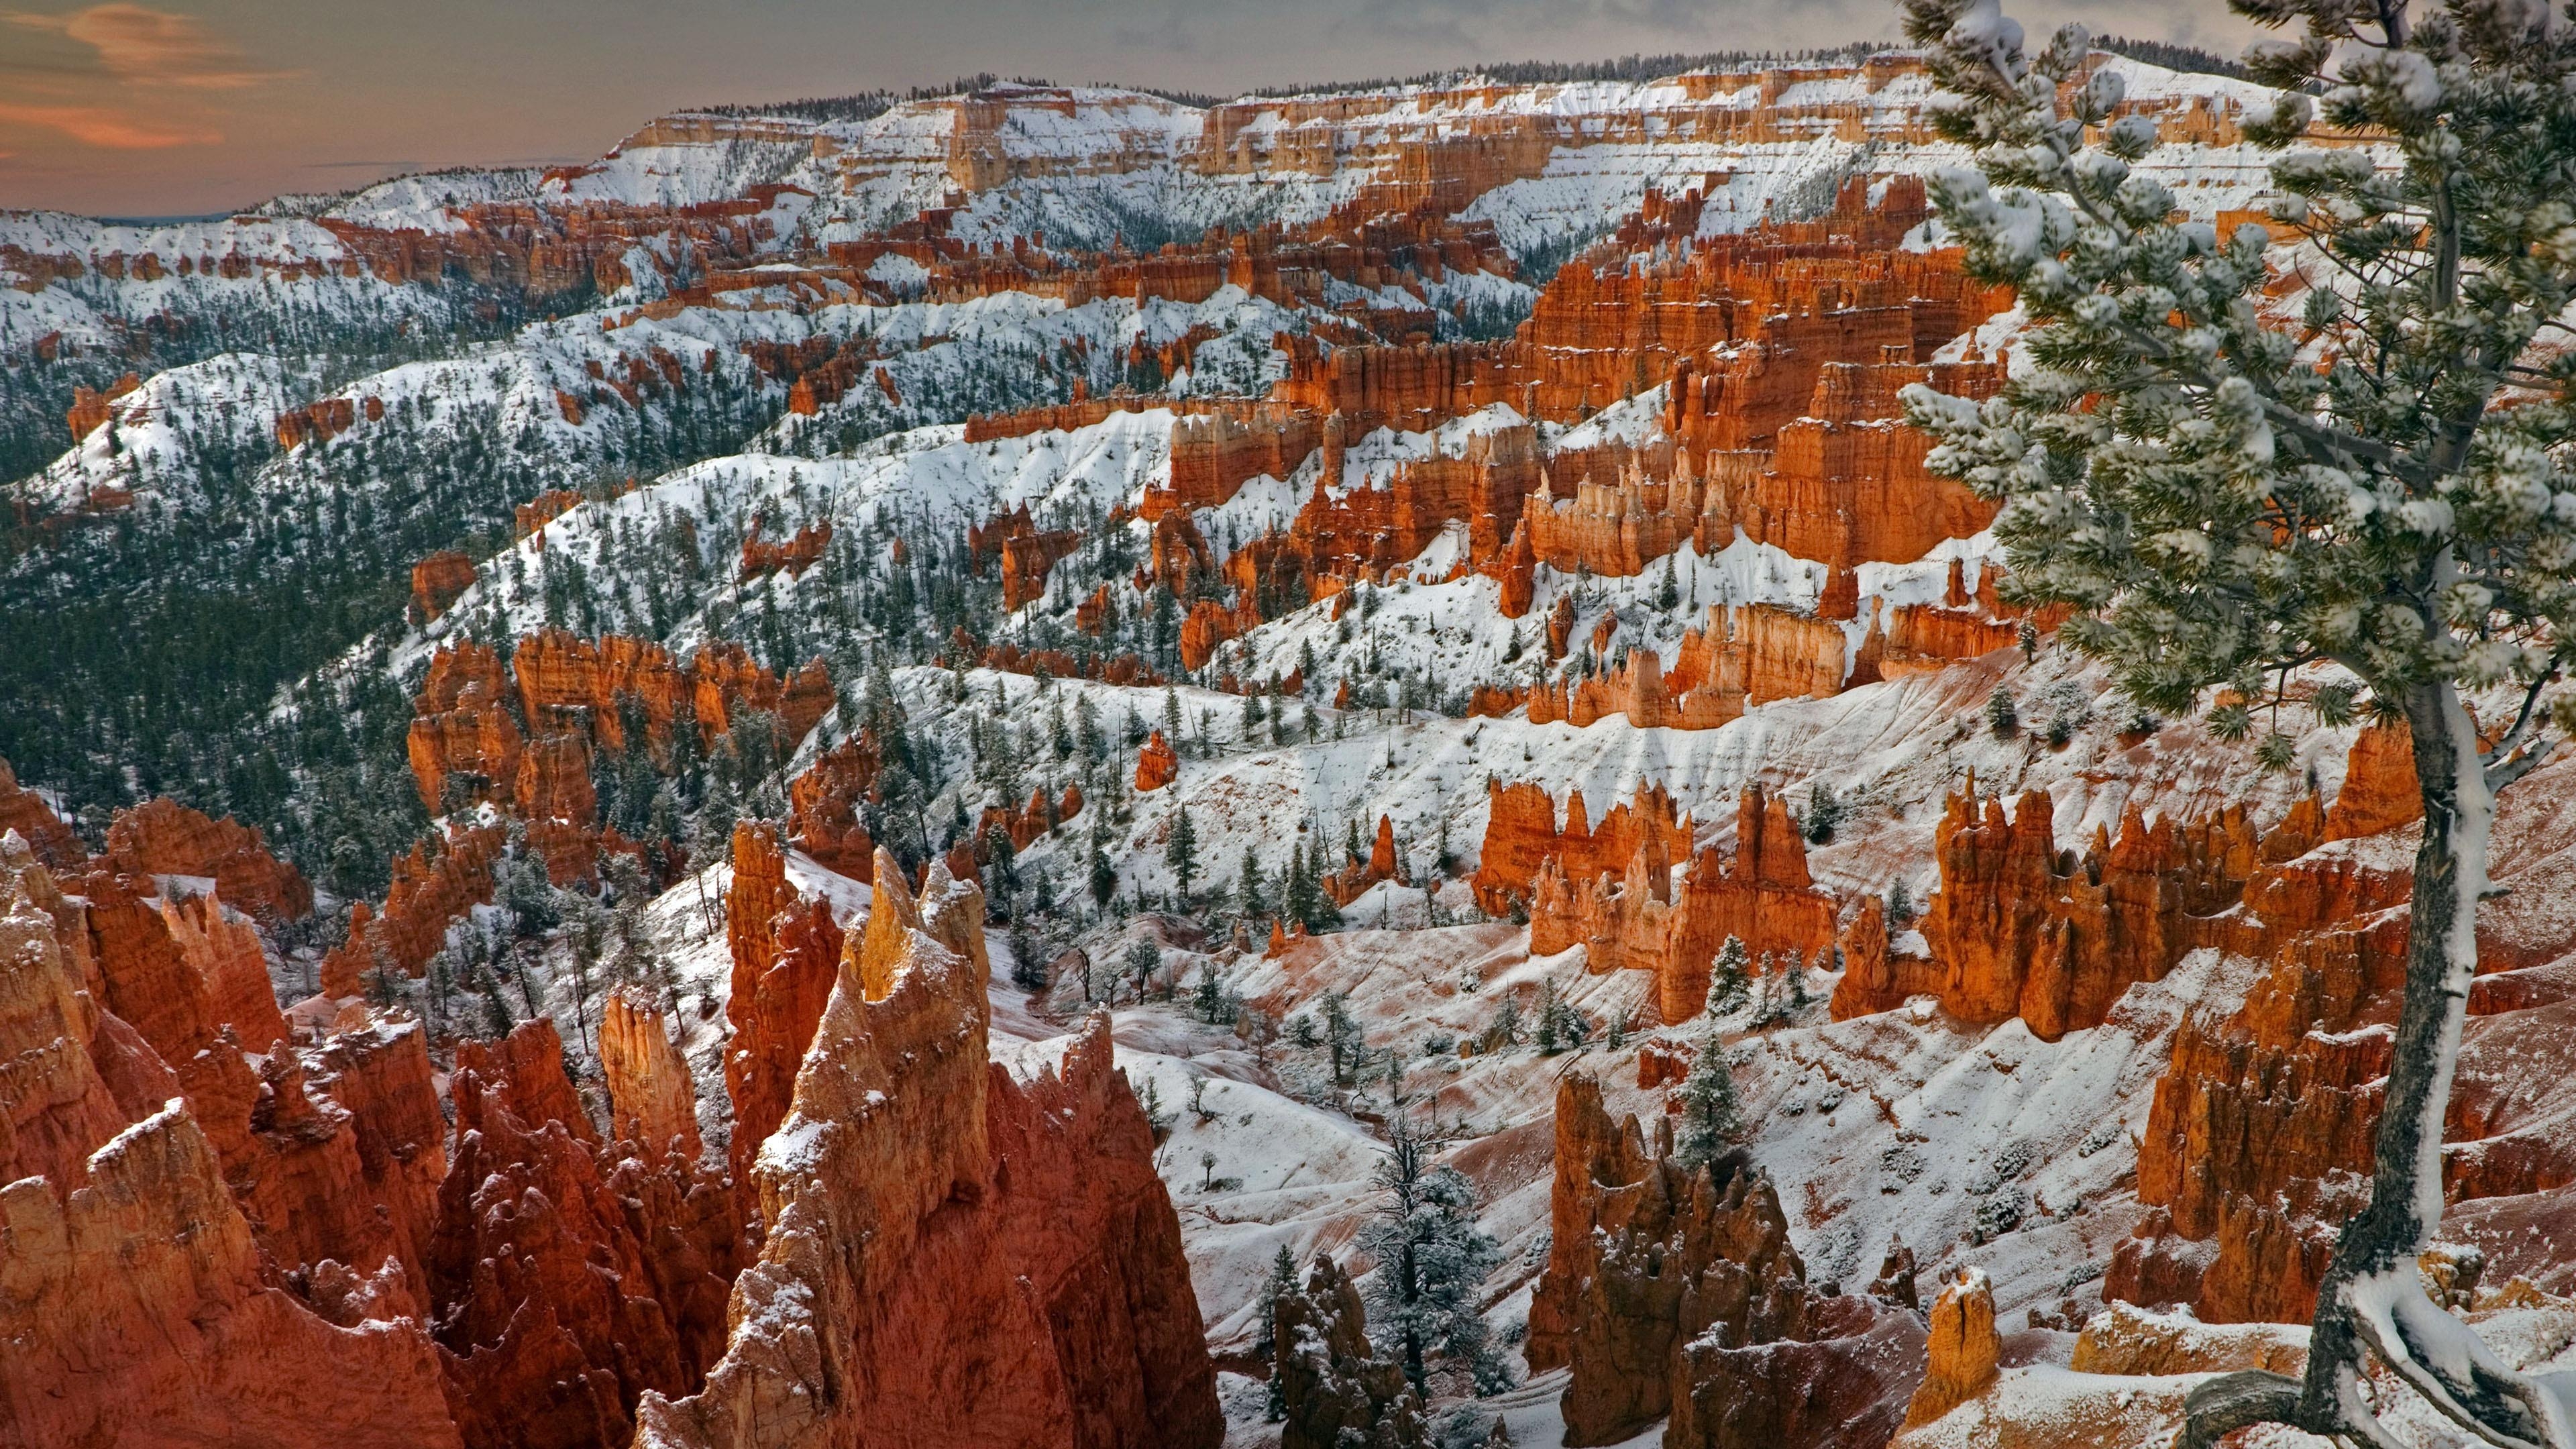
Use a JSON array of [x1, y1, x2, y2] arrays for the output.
[[635, 851, 1222, 1449]]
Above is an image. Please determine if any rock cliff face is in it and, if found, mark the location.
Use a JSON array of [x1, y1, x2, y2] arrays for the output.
[[1530, 1075, 1872, 1448], [430, 1018, 742, 1449], [601, 986, 704, 1161], [0, 837, 462, 1449], [635, 849, 1222, 1449], [970, 504, 1084, 610], [2088, 740, 2576, 1324], [1664, 1293, 1926, 1449], [786, 734, 881, 879], [737, 519, 831, 582], [411, 550, 479, 623], [1472, 780, 1692, 916], [321, 824, 506, 992], [0, 1100, 464, 1449], [0, 834, 142, 1192], [720, 822, 843, 1216], [502, 629, 833, 765]]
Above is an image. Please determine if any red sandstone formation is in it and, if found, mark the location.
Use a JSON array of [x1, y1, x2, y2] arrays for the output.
[[1179, 596, 1246, 671], [407, 640, 527, 812], [1831, 782, 2262, 1040], [736, 519, 831, 581], [0, 836, 150, 1192], [0, 754, 84, 869], [1153, 405, 1325, 517], [78, 846, 448, 1288], [511, 629, 833, 758], [1319, 814, 1408, 904], [1491, 784, 1835, 1024], [1518, 446, 1728, 579], [786, 733, 881, 878], [410, 550, 478, 624], [1273, 1253, 1429, 1449], [0, 1099, 464, 1449], [1666, 1293, 1926, 1449], [635, 851, 1222, 1449], [2087, 737, 2576, 1325], [433, 1019, 742, 1449], [101, 794, 314, 923], [1472, 780, 1691, 916], [970, 504, 1083, 610], [0, 837, 466, 1448], [319, 824, 506, 993], [979, 639, 1166, 687], [973, 783, 1084, 861], [720, 822, 844, 1213], [1529, 1075, 1829, 1446], [515, 488, 588, 539], [274, 396, 360, 449], [600, 986, 704, 1161], [64, 372, 140, 438], [1515, 604, 1856, 733], [407, 631, 832, 883], [2324, 718, 2422, 840], [153, 888, 288, 1053], [1902, 1269, 1999, 1430], [1136, 728, 1181, 791]]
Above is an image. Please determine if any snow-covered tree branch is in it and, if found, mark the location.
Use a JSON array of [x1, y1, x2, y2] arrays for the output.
[[1894, 0, 2576, 1442]]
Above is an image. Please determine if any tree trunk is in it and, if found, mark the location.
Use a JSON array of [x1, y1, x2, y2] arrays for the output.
[[2299, 678, 2494, 1419]]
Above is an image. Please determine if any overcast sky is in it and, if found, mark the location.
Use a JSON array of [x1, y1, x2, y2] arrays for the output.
[[0, 0, 2263, 218]]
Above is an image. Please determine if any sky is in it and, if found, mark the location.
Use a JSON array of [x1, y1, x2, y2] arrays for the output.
[[0, 0, 2263, 218]]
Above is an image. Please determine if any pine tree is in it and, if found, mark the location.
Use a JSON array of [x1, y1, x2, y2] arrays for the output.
[[1284, 841, 1315, 924], [1165, 806, 1199, 902], [1984, 687, 2019, 738], [1897, 3, 2576, 1439], [1089, 845, 1116, 912], [1673, 1029, 1743, 1171], [1358, 1117, 1507, 1397], [1008, 913, 1046, 991], [1259, 1245, 1299, 1421], [1122, 940, 1161, 1002], [1708, 934, 1750, 1014], [1193, 963, 1231, 1024], [1320, 989, 1360, 1085], [1237, 847, 1268, 917]]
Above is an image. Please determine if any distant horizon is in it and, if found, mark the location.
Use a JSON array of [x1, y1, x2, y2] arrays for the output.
[[0, 0, 2262, 218], [36, 37, 2254, 225]]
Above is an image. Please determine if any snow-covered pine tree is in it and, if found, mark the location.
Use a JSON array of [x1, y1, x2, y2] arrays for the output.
[[1673, 1029, 1743, 1171], [1357, 1116, 1507, 1397], [1898, 1, 2576, 1441], [1260, 1244, 1299, 1421], [1707, 934, 1750, 1014]]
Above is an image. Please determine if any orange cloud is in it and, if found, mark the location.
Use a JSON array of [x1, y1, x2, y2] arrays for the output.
[[0, 101, 218, 148], [7, 4, 291, 89]]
